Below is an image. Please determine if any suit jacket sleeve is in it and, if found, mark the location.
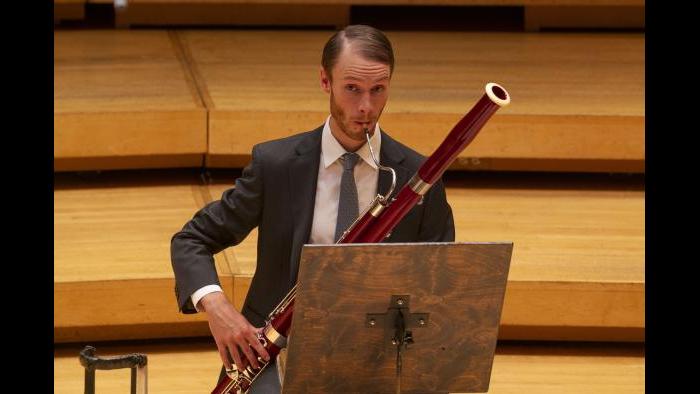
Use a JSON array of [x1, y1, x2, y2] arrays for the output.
[[170, 145, 264, 313], [418, 177, 455, 242]]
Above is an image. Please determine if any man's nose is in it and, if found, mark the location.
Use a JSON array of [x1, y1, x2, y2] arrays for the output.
[[358, 93, 371, 115]]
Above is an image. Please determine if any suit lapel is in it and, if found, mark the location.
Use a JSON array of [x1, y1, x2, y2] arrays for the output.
[[287, 128, 322, 287]]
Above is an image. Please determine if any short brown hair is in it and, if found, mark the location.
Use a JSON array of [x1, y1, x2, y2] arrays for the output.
[[321, 25, 395, 80]]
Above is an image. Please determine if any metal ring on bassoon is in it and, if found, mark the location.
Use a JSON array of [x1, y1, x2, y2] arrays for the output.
[[408, 174, 432, 196], [263, 325, 287, 348]]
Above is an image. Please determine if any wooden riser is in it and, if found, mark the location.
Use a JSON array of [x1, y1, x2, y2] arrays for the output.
[[54, 278, 234, 342], [55, 30, 644, 173], [54, 0, 85, 23], [54, 30, 207, 170], [227, 277, 644, 342], [54, 276, 644, 342], [54, 172, 222, 342], [54, 171, 643, 342], [207, 111, 644, 172]]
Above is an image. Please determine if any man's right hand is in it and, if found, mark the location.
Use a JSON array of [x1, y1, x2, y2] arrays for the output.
[[198, 292, 271, 371]]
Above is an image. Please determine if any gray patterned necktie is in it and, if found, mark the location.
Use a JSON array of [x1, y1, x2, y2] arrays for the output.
[[334, 152, 360, 242]]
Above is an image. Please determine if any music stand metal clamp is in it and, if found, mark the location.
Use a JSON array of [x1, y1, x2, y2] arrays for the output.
[[366, 295, 430, 394], [366, 295, 429, 348]]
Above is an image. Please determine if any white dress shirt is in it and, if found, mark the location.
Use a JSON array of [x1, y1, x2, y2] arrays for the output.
[[192, 116, 381, 310], [309, 116, 381, 244]]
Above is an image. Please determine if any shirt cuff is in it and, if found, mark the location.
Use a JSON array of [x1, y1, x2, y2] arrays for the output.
[[191, 285, 224, 312]]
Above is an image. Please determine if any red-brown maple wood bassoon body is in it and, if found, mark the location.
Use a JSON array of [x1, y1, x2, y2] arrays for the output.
[[212, 82, 510, 394]]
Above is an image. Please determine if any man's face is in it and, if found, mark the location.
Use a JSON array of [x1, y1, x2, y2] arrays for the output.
[[320, 45, 391, 148]]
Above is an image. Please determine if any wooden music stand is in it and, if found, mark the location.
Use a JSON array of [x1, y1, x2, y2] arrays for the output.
[[280, 242, 513, 394]]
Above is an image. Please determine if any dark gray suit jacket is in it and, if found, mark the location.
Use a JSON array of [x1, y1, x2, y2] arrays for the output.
[[171, 126, 455, 327]]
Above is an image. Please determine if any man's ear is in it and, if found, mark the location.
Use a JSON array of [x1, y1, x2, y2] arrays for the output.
[[320, 66, 331, 93]]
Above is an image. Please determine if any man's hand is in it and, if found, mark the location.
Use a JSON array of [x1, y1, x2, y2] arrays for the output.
[[198, 292, 271, 371]]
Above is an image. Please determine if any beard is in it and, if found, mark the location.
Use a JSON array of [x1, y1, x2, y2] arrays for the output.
[[329, 89, 383, 143]]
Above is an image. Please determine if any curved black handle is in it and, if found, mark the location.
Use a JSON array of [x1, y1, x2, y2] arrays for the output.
[[79, 345, 148, 371]]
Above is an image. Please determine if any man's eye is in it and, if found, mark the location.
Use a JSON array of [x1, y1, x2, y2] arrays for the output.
[[346, 85, 359, 92], [372, 86, 385, 93]]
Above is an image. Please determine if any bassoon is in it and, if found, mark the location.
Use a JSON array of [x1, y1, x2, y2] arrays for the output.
[[212, 82, 511, 394]]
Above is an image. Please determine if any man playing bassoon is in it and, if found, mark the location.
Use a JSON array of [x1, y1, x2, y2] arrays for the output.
[[171, 25, 455, 393]]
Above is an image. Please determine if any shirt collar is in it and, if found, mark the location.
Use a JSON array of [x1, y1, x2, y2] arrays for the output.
[[322, 115, 382, 169]]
